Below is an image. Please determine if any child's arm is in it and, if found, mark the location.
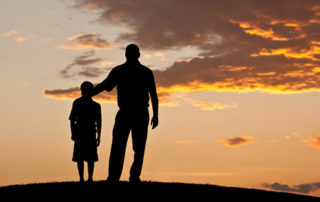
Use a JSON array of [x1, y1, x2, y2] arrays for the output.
[[96, 120, 101, 146], [70, 120, 77, 141], [96, 104, 102, 146], [69, 100, 78, 141]]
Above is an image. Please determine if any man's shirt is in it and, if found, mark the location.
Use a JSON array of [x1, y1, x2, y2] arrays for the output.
[[100, 61, 156, 110]]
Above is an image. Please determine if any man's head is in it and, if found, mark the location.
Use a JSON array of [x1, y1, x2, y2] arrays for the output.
[[125, 44, 140, 61], [81, 81, 94, 98]]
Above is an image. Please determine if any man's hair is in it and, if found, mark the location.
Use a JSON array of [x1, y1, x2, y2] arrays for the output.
[[80, 81, 94, 97], [125, 44, 140, 60]]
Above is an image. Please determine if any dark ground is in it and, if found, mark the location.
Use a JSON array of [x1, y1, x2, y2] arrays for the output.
[[1, 181, 319, 201]]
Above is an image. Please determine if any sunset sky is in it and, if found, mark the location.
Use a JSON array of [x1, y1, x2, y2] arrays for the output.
[[2, 0, 320, 196]]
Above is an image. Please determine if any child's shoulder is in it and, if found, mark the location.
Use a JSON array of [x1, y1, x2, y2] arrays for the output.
[[73, 97, 82, 104]]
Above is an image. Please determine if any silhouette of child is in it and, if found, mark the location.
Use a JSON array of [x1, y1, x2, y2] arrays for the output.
[[69, 81, 101, 182]]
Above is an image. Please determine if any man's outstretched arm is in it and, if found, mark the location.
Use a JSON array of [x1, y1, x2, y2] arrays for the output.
[[92, 69, 116, 96], [92, 82, 105, 96]]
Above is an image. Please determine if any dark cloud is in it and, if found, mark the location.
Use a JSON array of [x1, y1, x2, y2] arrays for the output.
[[59, 50, 107, 78], [72, 0, 320, 93], [261, 182, 320, 194], [217, 136, 255, 147], [44, 1, 320, 103], [59, 33, 113, 50]]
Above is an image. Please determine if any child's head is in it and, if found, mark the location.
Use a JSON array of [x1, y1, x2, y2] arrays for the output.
[[80, 81, 94, 98]]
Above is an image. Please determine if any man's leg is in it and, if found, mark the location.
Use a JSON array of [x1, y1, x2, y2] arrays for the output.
[[107, 110, 130, 182], [130, 109, 149, 182]]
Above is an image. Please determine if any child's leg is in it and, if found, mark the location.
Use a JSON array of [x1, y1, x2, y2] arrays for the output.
[[77, 161, 84, 182], [88, 161, 94, 182]]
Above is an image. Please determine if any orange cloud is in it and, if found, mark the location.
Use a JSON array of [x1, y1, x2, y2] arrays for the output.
[[43, 86, 176, 107], [251, 42, 320, 61], [218, 65, 250, 72], [192, 101, 237, 111], [217, 136, 255, 147], [306, 134, 320, 149], [99, 61, 116, 67], [284, 132, 300, 140], [2, 30, 29, 42], [44, 87, 117, 103], [231, 20, 288, 41], [59, 33, 113, 50]]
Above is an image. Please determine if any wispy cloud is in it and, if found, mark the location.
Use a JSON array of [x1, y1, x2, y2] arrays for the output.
[[261, 181, 320, 194], [59, 33, 113, 50], [217, 136, 255, 147], [305, 134, 320, 149], [43, 86, 177, 106], [2, 30, 29, 42], [284, 131, 301, 140], [59, 50, 107, 78], [43, 87, 117, 103], [192, 101, 238, 111], [99, 60, 115, 67]]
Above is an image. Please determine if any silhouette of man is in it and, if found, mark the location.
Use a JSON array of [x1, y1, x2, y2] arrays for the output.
[[93, 44, 159, 183], [69, 81, 102, 182]]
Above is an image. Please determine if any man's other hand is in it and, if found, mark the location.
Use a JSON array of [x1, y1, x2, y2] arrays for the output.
[[151, 116, 158, 129]]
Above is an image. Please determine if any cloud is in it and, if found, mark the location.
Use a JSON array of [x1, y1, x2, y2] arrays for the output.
[[45, 1, 320, 105], [261, 182, 320, 194], [306, 134, 320, 149], [2, 30, 29, 42], [192, 101, 238, 111], [44, 87, 117, 103], [217, 136, 255, 147], [59, 33, 113, 50], [72, 0, 320, 93], [59, 50, 107, 78], [99, 61, 116, 67], [43, 85, 177, 106], [284, 131, 300, 140]]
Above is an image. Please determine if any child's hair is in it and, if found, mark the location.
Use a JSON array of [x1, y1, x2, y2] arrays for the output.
[[80, 81, 94, 97]]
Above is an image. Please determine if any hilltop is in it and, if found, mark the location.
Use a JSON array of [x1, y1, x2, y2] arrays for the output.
[[0, 181, 319, 201]]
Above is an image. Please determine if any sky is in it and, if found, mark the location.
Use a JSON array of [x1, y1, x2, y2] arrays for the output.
[[1, 0, 320, 196]]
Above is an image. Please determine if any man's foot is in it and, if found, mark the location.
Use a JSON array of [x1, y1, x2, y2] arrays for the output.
[[79, 178, 84, 183], [129, 177, 141, 183], [87, 178, 93, 183]]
